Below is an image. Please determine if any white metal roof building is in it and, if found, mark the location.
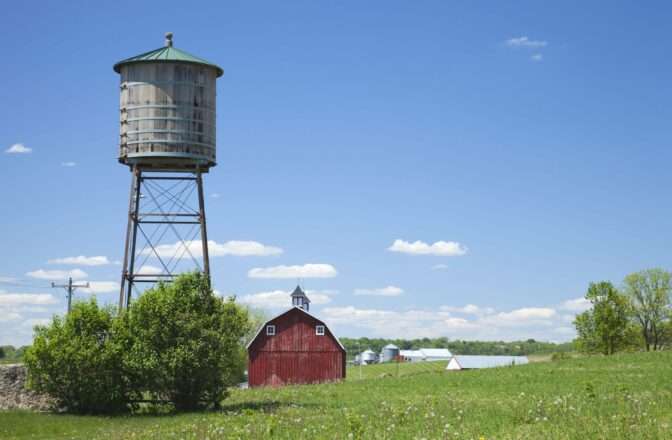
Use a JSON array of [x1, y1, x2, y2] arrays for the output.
[[446, 355, 529, 371], [399, 348, 452, 362]]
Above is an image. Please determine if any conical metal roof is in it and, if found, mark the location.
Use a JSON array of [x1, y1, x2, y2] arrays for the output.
[[113, 32, 223, 77], [290, 285, 311, 303]]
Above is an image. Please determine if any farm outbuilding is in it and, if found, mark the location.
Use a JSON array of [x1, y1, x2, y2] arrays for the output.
[[446, 355, 529, 371], [379, 343, 400, 362], [399, 348, 452, 362], [246, 287, 346, 387]]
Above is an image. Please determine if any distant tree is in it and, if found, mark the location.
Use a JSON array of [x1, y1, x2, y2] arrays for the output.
[[622, 269, 672, 351], [24, 298, 135, 414], [573, 281, 630, 354], [119, 272, 250, 411], [0, 346, 5, 359], [242, 305, 272, 345]]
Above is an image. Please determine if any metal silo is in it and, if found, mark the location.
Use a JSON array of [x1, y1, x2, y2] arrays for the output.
[[115, 33, 223, 310], [380, 343, 400, 362], [360, 349, 377, 365]]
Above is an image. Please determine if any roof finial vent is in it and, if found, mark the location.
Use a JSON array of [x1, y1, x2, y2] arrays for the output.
[[165, 32, 173, 47]]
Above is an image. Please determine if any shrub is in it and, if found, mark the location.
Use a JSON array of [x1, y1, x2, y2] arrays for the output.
[[120, 272, 250, 411], [23, 298, 136, 414], [551, 352, 572, 361]]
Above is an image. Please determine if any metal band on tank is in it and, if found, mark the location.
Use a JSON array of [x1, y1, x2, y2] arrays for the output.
[[124, 152, 215, 160], [125, 117, 216, 128], [126, 130, 216, 140], [122, 81, 216, 92], [124, 140, 216, 149], [123, 104, 216, 114]]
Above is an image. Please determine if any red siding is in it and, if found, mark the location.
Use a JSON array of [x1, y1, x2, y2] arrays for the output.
[[248, 308, 346, 387]]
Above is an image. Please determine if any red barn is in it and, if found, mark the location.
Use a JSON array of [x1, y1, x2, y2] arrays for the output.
[[246, 286, 346, 387]]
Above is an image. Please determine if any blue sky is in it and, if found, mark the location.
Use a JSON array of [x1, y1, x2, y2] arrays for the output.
[[1, 1, 671, 345]]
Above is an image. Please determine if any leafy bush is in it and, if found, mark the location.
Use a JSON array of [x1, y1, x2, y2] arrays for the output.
[[120, 272, 250, 411], [551, 352, 572, 361], [23, 298, 136, 414]]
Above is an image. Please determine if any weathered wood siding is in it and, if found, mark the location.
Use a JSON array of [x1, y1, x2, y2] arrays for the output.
[[248, 308, 346, 387], [119, 62, 218, 168]]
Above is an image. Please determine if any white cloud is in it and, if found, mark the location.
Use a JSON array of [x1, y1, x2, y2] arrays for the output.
[[320, 300, 579, 342], [136, 265, 163, 275], [353, 286, 403, 297], [5, 143, 32, 154], [444, 317, 475, 329], [530, 54, 544, 62], [248, 264, 337, 279], [561, 314, 577, 323], [20, 318, 51, 329], [26, 269, 87, 280], [440, 304, 495, 315], [557, 297, 591, 312], [5, 305, 49, 313], [479, 307, 557, 327], [0, 292, 58, 304], [388, 239, 467, 256], [144, 240, 283, 258], [0, 312, 23, 323], [505, 36, 548, 48], [61, 161, 77, 167], [80, 281, 120, 293], [48, 255, 112, 266], [211, 193, 220, 198], [431, 264, 449, 270], [238, 289, 333, 309]]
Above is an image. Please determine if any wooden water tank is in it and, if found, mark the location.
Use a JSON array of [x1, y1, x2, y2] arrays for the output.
[[114, 33, 223, 170]]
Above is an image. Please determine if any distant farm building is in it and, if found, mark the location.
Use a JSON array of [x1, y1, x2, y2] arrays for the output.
[[400, 348, 452, 362], [379, 343, 400, 362], [356, 349, 378, 365], [446, 355, 529, 371], [247, 286, 346, 387]]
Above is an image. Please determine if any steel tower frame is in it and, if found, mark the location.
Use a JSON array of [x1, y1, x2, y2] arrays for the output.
[[118, 166, 210, 311]]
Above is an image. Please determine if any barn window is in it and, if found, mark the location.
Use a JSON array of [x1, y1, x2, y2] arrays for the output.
[[316, 325, 325, 335], [266, 325, 275, 336]]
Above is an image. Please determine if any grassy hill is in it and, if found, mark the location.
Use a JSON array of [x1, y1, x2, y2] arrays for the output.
[[2, 351, 671, 439]]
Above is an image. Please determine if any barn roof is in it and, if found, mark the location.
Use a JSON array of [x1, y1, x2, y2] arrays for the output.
[[399, 349, 423, 357], [399, 348, 452, 358], [245, 306, 345, 351], [382, 343, 399, 350], [419, 348, 452, 358], [447, 355, 529, 370]]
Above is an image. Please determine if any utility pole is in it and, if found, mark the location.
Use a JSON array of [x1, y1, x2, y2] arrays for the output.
[[51, 278, 90, 313], [357, 340, 362, 380]]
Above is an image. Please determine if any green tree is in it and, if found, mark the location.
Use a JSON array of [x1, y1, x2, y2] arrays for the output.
[[243, 305, 272, 345], [622, 268, 672, 351], [23, 298, 135, 414], [120, 272, 250, 411], [573, 281, 630, 354], [0, 346, 5, 359]]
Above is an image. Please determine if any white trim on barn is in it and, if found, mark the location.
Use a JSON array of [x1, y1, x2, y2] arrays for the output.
[[246, 306, 346, 351]]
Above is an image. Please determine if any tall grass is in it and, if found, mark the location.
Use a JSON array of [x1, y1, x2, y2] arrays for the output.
[[1, 351, 671, 439]]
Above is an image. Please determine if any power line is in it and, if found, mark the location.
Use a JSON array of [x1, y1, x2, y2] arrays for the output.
[[51, 278, 90, 313]]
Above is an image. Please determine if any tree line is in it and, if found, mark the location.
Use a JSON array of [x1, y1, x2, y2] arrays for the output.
[[0, 345, 28, 364], [339, 337, 573, 359], [574, 268, 672, 354]]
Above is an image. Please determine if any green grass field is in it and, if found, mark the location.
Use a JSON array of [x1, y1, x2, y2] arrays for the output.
[[2, 351, 671, 439]]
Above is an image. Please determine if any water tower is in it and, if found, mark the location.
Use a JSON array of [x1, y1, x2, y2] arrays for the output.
[[114, 33, 223, 310]]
